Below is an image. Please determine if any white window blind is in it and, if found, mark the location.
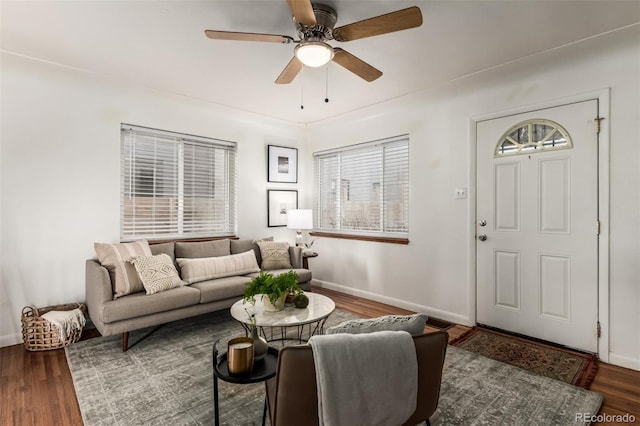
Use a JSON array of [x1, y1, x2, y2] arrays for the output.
[[121, 124, 237, 240], [314, 135, 409, 236]]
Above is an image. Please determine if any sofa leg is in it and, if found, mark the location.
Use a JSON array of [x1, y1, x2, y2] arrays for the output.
[[122, 332, 129, 352]]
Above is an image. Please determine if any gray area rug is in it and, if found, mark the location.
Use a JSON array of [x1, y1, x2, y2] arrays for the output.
[[66, 309, 603, 426]]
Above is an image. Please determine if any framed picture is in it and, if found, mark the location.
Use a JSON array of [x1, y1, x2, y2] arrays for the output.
[[267, 189, 298, 227], [268, 145, 298, 183]]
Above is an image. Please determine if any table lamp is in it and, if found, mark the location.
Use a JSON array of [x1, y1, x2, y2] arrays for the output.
[[287, 209, 313, 248]]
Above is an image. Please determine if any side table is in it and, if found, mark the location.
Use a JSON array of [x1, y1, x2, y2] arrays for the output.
[[212, 342, 279, 426], [302, 251, 318, 269]]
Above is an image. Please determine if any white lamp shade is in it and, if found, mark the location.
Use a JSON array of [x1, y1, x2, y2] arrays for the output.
[[287, 209, 313, 230]]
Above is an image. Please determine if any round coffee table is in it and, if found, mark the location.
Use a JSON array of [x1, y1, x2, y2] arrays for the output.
[[230, 292, 336, 343]]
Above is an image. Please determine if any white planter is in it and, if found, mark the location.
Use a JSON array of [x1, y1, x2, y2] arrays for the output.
[[262, 293, 286, 312]]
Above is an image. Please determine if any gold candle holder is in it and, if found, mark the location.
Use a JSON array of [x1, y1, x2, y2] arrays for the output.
[[227, 337, 254, 375]]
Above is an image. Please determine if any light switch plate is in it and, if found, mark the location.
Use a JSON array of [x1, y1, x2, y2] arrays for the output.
[[455, 187, 467, 199]]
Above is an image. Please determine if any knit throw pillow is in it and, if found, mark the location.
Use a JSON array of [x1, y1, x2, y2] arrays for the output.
[[257, 241, 292, 270], [94, 240, 152, 299], [326, 313, 428, 336], [129, 254, 184, 295]]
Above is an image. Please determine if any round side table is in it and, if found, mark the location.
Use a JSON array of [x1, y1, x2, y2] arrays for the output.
[[212, 342, 279, 426]]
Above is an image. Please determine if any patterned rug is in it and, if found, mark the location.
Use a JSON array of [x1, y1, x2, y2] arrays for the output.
[[450, 326, 599, 389], [66, 309, 603, 425]]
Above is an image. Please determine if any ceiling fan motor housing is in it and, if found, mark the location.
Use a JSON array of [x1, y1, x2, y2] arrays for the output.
[[205, 1, 422, 83], [294, 3, 337, 40]]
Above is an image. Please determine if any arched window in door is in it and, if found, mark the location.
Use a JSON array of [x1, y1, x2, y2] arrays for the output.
[[495, 119, 573, 157]]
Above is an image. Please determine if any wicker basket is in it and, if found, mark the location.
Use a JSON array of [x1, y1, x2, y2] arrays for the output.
[[21, 303, 86, 351]]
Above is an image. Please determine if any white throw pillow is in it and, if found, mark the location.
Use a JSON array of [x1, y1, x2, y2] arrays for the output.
[[129, 254, 184, 295], [177, 250, 260, 284], [257, 241, 292, 270], [94, 240, 152, 299]]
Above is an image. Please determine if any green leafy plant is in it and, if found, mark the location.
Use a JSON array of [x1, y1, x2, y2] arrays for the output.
[[244, 270, 301, 306]]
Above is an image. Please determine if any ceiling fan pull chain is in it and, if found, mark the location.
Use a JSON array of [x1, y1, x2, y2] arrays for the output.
[[300, 67, 305, 109], [325, 65, 329, 103]]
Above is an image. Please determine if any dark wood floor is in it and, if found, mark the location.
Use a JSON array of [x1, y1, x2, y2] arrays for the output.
[[1, 286, 638, 426]]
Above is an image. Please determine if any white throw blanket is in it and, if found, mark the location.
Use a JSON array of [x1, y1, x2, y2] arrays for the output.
[[42, 308, 86, 341], [308, 330, 418, 426]]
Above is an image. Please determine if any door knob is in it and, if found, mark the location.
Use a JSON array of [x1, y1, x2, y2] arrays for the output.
[[478, 220, 487, 226], [478, 234, 487, 241]]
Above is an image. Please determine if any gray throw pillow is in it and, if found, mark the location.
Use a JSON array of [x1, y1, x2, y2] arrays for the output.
[[326, 313, 428, 336]]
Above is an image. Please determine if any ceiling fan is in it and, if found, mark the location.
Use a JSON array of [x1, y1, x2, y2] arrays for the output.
[[204, 0, 423, 84]]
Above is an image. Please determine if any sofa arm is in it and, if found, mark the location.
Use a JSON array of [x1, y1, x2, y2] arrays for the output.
[[289, 246, 304, 269], [85, 259, 113, 334]]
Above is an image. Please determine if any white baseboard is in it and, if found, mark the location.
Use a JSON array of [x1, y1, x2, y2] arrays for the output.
[[312, 279, 474, 327], [0, 333, 22, 348], [313, 280, 640, 371], [609, 352, 640, 372]]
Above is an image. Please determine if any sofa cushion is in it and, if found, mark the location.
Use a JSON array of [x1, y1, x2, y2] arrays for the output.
[[102, 286, 201, 323], [257, 241, 292, 270], [326, 313, 428, 336], [94, 240, 152, 299], [190, 275, 252, 303], [247, 268, 311, 284], [177, 250, 260, 284], [149, 242, 176, 263], [129, 254, 184, 295], [175, 239, 230, 259], [230, 237, 273, 266]]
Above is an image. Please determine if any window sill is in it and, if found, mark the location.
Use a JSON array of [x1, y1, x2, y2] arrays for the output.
[[144, 235, 238, 245], [309, 232, 409, 245]]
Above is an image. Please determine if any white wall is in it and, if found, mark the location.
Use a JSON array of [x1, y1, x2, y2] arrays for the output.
[[1, 25, 638, 371], [306, 26, 640, 370], [0, 53, 306, 346]]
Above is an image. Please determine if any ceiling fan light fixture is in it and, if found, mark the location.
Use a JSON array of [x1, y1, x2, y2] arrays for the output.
[[295, 40, 334, 67]]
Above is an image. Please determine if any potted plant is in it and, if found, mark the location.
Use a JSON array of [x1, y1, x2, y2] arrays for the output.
[[244, 270, 301, 312]]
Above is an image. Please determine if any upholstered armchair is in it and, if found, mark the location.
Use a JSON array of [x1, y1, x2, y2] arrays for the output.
[[265, 330, 448, 426]]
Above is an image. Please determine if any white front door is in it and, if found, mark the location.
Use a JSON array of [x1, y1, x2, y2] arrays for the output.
[[476, 100, 599, 352]]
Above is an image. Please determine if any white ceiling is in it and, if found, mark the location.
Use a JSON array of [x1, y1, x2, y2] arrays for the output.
[[2, 1, 639, 124]]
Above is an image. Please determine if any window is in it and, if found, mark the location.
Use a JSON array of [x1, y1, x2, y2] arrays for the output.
[[121, 124, 237, 241], [314, 135, 409, 238], [495, 119, 572, 157]]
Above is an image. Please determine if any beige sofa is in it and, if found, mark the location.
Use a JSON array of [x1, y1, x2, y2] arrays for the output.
[[85, 238, 311, 351]]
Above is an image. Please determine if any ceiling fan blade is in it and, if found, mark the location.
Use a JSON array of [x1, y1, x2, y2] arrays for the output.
[[275, 57, 303, 84], [332, 48, 382, 82], [333, 6, 423, 42], [286, 0, 317, 26], [205, 30, 293, 44]]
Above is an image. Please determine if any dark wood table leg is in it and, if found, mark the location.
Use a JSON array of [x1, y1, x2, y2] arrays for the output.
[[262, 397, 267, 426]]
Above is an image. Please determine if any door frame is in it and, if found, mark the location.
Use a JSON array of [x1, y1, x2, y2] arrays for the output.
[[468, 89, 610, 361]]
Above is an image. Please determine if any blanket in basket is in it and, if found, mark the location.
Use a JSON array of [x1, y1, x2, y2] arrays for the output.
[[42, 308, 86, 341]]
